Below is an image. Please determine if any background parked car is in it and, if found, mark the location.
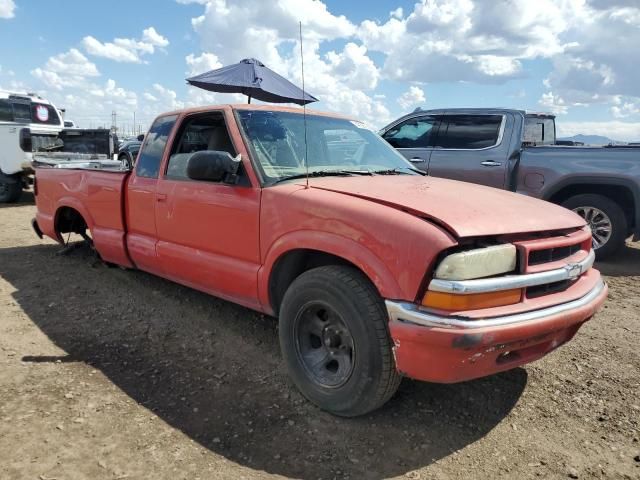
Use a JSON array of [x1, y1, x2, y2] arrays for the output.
[[0, 90, 64, 202], [118, 140, 141, 167], [380, 108, 640, 258]]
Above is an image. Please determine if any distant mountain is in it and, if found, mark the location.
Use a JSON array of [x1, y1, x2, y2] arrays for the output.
[[558, 134, 619, 145]]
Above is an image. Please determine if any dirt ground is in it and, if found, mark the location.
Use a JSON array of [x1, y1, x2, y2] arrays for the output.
[[0, 193, 638, 480]]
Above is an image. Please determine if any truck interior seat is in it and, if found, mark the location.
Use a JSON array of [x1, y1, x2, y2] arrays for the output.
[[206, 126, 235, 155]]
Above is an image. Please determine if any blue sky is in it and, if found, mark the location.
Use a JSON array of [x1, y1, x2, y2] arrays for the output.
[[1, 0, 639, 140]]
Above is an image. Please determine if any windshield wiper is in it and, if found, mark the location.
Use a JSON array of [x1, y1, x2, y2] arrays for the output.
[[271, 169, 369, 185], [371, 167, 426, 175]]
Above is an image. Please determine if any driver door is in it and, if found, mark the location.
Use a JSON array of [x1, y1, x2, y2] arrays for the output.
[[154, 111, 262, 308]]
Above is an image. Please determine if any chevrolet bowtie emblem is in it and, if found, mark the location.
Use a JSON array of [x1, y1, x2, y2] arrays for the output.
[[565, 263, 582, 279]]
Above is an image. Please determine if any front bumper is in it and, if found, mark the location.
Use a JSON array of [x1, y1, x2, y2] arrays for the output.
[[386, 279, 607, 383]]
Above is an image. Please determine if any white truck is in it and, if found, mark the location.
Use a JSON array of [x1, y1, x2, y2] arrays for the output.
[[0, 91, 64, 202]]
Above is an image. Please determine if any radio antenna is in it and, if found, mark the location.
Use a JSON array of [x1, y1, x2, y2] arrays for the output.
[[299, 21, 309, 189]]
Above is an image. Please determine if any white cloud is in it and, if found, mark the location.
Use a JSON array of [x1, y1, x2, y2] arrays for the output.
[[611, 97, 640, 119], [0, 0, 15, 19], [358, 0, 579, 84], [186, 52, 222, 76], [356, 0, 640, 119], [142, 27, 169, 47], [20, 0, 640, 134], [325, 43, 379, 90], [82, 36, 142, 63], [190, 0, 355, 71], [30, 47, 140, 129], [539, 91, 568, 115], [31, 49, 100, 91], [475, 56, 521, 77], [82, 27, 170, 63], [390, 7, 403, 20], [398, 86, 426, 110], [45, 49, 100, 77], [359, 17, 405, 55], [185, 0, 389, 125], [148, 83, 184, 111], [31, 69, 66, 90], [541, 3, 640, 110]]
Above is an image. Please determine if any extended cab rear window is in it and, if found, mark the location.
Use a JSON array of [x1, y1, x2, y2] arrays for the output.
[[524, 116, 556, 145], [136, 115, 178, 178]]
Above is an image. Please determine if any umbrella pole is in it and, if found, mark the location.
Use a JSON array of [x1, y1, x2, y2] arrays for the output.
[[248, 95, 251, 104]]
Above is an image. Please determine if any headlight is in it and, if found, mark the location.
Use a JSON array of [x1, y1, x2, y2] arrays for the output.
[[434, 244, 517, 281]]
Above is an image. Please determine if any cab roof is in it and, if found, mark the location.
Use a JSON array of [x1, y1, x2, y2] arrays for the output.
[[0, 90, 53, 104], [160, 103, 356, 121], [409, 107, 555, 118]]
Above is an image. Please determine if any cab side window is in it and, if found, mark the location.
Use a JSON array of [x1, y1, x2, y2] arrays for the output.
[[165, 112, 237, 181], [136, 115, 178, 178], [382, 116, 437, 148], [0, 100, 13, 122], [434, 115, 503, 149]]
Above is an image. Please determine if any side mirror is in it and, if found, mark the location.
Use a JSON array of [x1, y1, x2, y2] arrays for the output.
[[186, 150, 241, 183]]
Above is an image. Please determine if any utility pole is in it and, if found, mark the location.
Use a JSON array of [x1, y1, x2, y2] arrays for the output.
[[111, 110, 117, 133], [133, 111, 136, 138]]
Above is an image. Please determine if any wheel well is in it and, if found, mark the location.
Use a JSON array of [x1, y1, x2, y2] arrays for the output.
[[548, 183, 636, 229], [55, 207, 88, 239], [269, 249, 372, 315]]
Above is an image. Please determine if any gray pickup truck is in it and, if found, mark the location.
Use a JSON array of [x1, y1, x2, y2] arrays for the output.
[[380, 108, 640, 258]]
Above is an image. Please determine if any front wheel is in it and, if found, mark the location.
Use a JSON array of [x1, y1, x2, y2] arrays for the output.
[[279, 266, 401, 417], [562, 194, 627, 259], [118, 152, 133, 169]]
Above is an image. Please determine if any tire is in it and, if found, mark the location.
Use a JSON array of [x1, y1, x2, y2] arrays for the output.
[[279, 265, 401, 417], [118, 152, 132, 169], [562, 194, 627, 259], [0, 174, 22, 203]]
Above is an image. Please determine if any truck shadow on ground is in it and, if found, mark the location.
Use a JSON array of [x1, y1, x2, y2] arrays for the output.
[[595, 242, 640, 277], [0, 191, 35, 208], [0, 242, 527, 479]]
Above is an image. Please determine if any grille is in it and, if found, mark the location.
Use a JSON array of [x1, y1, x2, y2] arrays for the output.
[[528, 243, 582, 266], [526, 279, 574, 298]]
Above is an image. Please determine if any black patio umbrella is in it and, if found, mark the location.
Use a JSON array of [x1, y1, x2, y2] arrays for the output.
[[186, 58, 318, 106]]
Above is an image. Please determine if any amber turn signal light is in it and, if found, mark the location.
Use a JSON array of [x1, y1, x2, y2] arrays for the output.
[[422, 289, 522, 311]]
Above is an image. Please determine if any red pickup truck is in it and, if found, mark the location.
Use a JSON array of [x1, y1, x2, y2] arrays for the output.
[[33, 104, 607, 416]]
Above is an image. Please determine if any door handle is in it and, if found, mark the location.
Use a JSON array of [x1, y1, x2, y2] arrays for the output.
[[410, 157, 424, 163], [156, 193, 167, 202], [481, 161, 502, 167]]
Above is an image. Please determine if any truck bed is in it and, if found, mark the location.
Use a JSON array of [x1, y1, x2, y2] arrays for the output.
[[35, 166, 132, 266], [519, 145, 640, 193]]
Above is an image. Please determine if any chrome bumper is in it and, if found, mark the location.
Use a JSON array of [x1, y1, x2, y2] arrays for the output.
[[385, 279, 605, 330], [429, 249, 595, 294]]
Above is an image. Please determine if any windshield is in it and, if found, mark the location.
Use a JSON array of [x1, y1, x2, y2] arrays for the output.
[[237, 110, 418, 184]]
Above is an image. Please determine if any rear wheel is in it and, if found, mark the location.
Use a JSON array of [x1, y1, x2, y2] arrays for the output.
[[562, 193, 627, 259], [279, 265, 401, 417], [0, 174, 22, 203]]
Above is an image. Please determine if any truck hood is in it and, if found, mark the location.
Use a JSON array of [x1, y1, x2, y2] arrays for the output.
[[306, 175, 585, 238]]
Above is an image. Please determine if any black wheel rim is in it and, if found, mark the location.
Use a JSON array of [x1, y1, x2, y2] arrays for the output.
[[294, 302, 355, 388]]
